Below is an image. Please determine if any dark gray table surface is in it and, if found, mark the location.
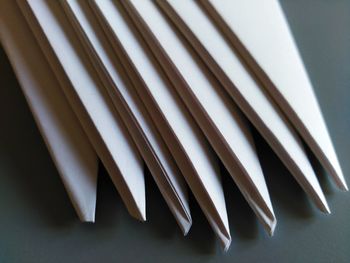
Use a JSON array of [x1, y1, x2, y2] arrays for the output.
[[1, 1, 349, 262]]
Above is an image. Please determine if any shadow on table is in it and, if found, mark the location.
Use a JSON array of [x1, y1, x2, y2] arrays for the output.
[[0, 46, 76, 227]]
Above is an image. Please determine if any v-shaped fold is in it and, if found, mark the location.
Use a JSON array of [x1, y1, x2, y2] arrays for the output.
[[17, 0, 146, 221]]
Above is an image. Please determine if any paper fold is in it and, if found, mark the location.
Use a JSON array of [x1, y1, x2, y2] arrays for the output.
[[0, 0, 98, 222], [202, 0, 347, 191], [91, 0, 231, 249], [158, 0, 329, 213], [61, 0, 191, 234], [18, 0, 146, 221], [123, 0, 276, 235]]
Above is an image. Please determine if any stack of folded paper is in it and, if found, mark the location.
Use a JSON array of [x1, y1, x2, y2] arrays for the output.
[[0, 0, 347, 251]]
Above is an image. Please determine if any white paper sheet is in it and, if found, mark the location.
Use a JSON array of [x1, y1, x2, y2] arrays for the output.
[[91, 0, 231, 250], [17, 0, 146, 221], [202, 0, 347, 191], [0, 0, 98, 222], [122, 0, 276, 235], [61, 0, 191, 234], [157, 0, 329, 213]]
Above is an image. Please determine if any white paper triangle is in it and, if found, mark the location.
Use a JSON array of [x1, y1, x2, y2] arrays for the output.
[[61, 0, 191, 234], [203, 0, 347, 191], [18, 0, 146, 221], [92, 0, 231, 250], [123, 0, 276, 235], [158, 0, 329, 213], [0, 0, 98, 222]]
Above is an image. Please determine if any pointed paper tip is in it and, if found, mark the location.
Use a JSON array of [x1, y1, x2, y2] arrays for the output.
[[79, 215, 95, 223], [181, 218, 192, 236], [140, 211, 147, 222], [319, 199, 331, 215], [222, 237, 232, 252], [250, 199, 277, 237], [82, 214, 96, 223], [258, 211, 277, 237], [338, 179, 349, 192], [324, 203, 331, 215], [218, 228, 232, 252], [331, 166, 348, 191], [268, 217, 277, 237], [308, 181, 331, 215], [133, 196, 147, 222], [129, 206, 147, 222], [75, 204, 96, 223]]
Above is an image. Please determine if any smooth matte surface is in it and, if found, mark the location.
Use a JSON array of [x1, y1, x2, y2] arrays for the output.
[[0, 0, 349, 262]]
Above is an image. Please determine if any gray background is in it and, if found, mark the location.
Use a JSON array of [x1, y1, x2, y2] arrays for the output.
[[0, 0, 349, 262]]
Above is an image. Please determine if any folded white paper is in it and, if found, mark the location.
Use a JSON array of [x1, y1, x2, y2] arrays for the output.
[[201, 0, 347, 191], [1, 0, 346, 252], [91, 0, 231, 250], [157, 0, 329, 213], [60, 0, 191, 234], [17, 0, 146, 221], [122, 0, 276, 235], [0, 0, 98, 222]]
